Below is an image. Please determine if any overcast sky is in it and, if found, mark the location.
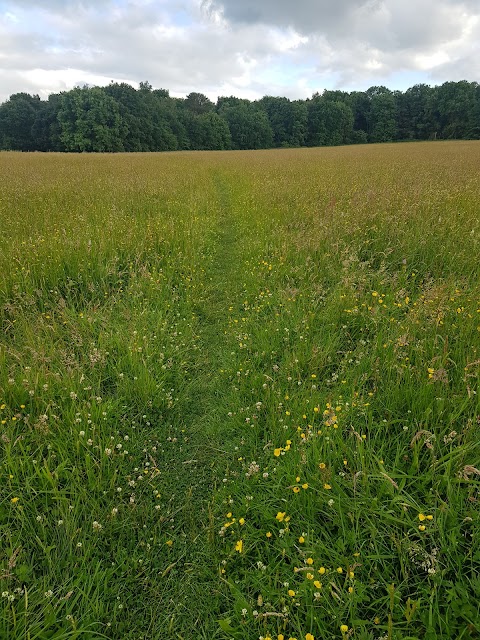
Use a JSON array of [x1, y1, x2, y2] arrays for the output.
[[0, 0, 479, 103]]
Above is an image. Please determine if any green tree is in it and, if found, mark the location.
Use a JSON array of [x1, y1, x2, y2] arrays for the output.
[[0, 92, 42, 150], [307, 95, 354, 146], [367, 86, 397, 142], [58, 86, 126, 152], [218, 99, 273, 149]]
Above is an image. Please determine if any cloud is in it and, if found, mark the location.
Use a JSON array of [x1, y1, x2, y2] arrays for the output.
[[0, 0, 479, 104]]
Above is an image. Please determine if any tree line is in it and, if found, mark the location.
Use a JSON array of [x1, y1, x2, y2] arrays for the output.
[[0, 80, 479, 152]]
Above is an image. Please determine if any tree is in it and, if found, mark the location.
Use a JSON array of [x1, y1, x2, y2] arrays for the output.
[[367, 86, 397, 143], [0, 93, 42, 150], [307, 95, 354, 146], [218, 99, 273, 149], [184, 92, 214, 115], [58, 86, 126, 152]]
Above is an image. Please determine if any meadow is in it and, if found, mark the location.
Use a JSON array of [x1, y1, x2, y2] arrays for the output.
[[0, 141, 479, 640]]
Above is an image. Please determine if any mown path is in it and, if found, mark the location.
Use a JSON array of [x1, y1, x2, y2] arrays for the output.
[[146, 170, 249, 639]]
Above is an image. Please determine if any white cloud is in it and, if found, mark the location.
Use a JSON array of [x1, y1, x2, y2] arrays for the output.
[[0, 0, 479, 103]]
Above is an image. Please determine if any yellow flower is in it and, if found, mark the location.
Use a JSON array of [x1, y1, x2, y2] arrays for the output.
[[306, 634, 315, 640], [302, 483, 308, 490], [337, 567, 343, 573], [274, 448, 282, 457], [235, 540, 243, 553], [314, 580, 322, 589], [11, 497, 19, 504], [348, 586, 354, 593], [319, 463, 326, 469], [239, 517, 245, 525], [166, 539, 173, 546], [288, 589, 296, 597], [418, 513, 426, 521], [298, 536, 305, 543], [276, 511, 286, 522], [306, 572, 314, 580], [419, 525, 426, 531], [293, 486, 300, 493], [306, 557, 314, 565], [266, 531, 272, 538], [340, 625, 349, 633], [278, 635, 284, 640], [324, 483, 331, 490], [318, 567, 326, 574], [348, 571, 354, 578], [426, 515, 433, 520]]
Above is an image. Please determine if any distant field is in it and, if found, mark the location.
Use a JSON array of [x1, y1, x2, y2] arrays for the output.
[[1, 142, 479, 640]]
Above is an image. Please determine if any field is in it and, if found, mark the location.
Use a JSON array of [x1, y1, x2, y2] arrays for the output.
[[1, 142, 479, 640]]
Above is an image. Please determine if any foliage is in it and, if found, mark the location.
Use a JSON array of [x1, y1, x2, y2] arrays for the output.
[[1, 80, 478, 152]]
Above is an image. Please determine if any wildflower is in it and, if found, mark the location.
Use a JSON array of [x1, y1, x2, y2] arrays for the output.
[[92, 521, 102, 530], [340, 625, 349, 633], [298, 536, 305, 543], [314, 580, 322, 589], [288, 589, 295, 597], [306, 634, 315, 640], [426, 515, 433, 520], [418, 513, 426, 521], [166, 539, 173, 546], [44, 590, 53, 598], [239, 517, 245, 525], [293, 486, 300, 493], [274, 448, 282, 457], [318, 567, 326, 574], [306, 557, 314, 565], [302, 483, 308, 490], [276, 511, 286, 522], [235, 540, 243, 553], [419, 525, 426, 531], [11, 497, 19, 504], [337, 567, 343, 573], [319, 463, 326, 469], [306, 573, 314, 580], [266, 532, 272, 538], [324, 483, 331, 490]]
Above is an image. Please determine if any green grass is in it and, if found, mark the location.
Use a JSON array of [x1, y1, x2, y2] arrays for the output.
[[1, 142, 479, 640]]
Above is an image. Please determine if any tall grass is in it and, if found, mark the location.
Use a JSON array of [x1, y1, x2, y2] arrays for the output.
[[1, 142, 479, 639]]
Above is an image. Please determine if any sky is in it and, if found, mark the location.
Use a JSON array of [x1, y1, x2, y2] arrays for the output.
[[0, 0, 479, 104]]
